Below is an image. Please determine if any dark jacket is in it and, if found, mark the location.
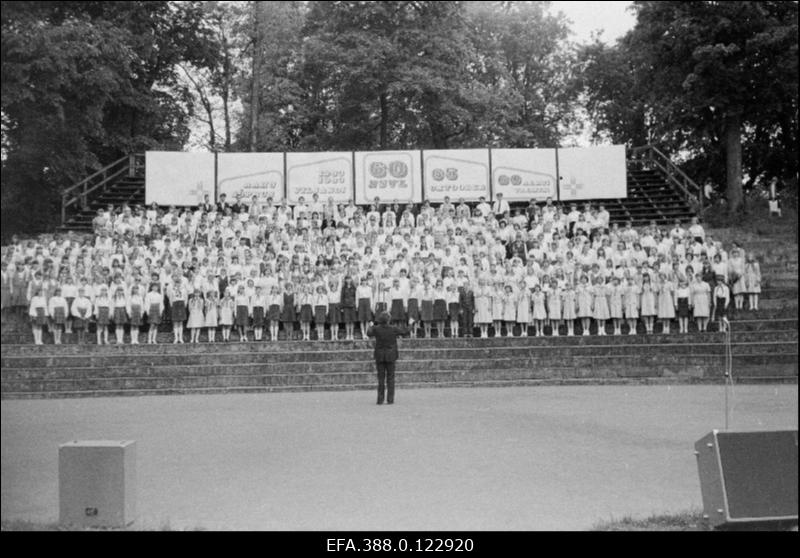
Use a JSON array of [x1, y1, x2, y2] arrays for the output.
[[366, 324, 410, 363], [341, 284, 357, 308], [459, 287, 475, 310]]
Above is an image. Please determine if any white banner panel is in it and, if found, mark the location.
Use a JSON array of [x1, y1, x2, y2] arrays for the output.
[[491, 149, 558, 202], [145, 151, 215, 205], [285, 152, 353, 204], [217, 153, 283, 203], [354, 150, 422, 205], [558, 145, 627, 201], [422, 149, 490, 202]]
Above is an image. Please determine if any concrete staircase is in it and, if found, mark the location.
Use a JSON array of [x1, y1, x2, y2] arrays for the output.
[[5, 222, 796, 399], [601, 168, 694, 225], [2, 287, 795, 398], [57, 151, 693, 233], [61, 177, 145, 232]]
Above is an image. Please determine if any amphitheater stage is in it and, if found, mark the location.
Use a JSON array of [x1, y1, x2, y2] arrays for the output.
[[2, 384, 797, 531]]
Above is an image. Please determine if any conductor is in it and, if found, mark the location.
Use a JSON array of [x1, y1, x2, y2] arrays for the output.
[[366, 311, 414, 405]]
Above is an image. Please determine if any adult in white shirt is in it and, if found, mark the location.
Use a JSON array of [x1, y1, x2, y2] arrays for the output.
[[293, 196, 309, 220], [475, 196, 492, 218], [344, 200, 358, 220], [492, 193, 510, 219], [596, 205, 610, 232], [687, 217, 705, 242]]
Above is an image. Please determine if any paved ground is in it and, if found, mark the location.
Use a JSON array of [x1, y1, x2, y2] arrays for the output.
[[2, 384, 797, 530]]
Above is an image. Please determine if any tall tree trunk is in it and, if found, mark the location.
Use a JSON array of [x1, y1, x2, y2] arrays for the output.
[[724, 109, 743, 215], [379, 93, 389, 149], [222, 29, 232, 150], [249, 2, 261, 152]]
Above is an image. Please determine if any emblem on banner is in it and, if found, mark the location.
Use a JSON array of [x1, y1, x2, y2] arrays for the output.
[[565, 176, 585, 197], [432, 168, 459, 181], [369, 162, 388, 178], [388, 161, 408, 178]]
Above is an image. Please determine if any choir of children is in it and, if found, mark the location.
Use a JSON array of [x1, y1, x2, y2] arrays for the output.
[[0, 199, 758, 345]]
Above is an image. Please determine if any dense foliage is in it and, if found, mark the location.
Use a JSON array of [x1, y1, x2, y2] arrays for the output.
[[2, 1, 797, 238], [578, 1, 798, 213]]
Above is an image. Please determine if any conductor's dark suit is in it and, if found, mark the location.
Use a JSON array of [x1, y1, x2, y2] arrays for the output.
[[366, 323, 410, 404]]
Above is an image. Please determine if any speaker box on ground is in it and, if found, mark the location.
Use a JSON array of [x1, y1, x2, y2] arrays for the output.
[[59, 440, 136, 528], [695, 430, 798, 529]]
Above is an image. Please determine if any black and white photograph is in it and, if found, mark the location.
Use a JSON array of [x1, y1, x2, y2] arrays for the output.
[[1, 0, 797, 537]]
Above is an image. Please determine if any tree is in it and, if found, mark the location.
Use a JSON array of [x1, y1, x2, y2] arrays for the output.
[[180, 1, 246, 151], [466, 1, 579, 148], [1, 1, 218, 238], [235, 0, 306, 152], [579, 1, 798, 215]]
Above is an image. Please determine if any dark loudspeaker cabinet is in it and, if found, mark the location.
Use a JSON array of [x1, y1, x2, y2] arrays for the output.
[[695, 430, 798, 528]]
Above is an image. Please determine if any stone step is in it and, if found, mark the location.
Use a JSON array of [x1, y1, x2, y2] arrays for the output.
[[1, 326, 795, 357], [3, 348, 797, 378], [3, 340, 796, 375], [2, 352, 797, 391], [3, 359, 796, 397], [764, 280, 798, 290]]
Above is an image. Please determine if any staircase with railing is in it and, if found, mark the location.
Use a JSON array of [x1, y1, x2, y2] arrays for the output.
[[59, 147, 703, 231], [628, 145, 703, 210], [60, 154, 145, 231]]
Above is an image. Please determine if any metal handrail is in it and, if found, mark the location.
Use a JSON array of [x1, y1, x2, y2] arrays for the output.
[[629, 145, 702, 209], [61, 153, 144, 225]]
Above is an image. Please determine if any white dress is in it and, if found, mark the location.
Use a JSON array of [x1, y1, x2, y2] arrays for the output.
[[186, 297, 205, 328], [690, 282, 710, 318], [592, 285, 610, 320], [204, 299, 218, 327], [561, 290, 577, 320], [475, 288, 492, 324], [547, 288, 562, 320], [656, 282, 676, 319], [531, 292, 547, 321], [516, 291, 531, 323], [640, 284, 657, 316]]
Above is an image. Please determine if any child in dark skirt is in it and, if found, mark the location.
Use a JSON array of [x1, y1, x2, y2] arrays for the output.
[[420, 279, 434, 339], [251, 286, 267, 341], [48, 287, 68, 345], [713, 275, 730, 332], [112, 286, 128, 344], [446, 283, 460, 338], [71, 287, 92, 344], [234, 284, 251, 342], [327, 278, 341, 342], [407, 279, 421, 338], [267, 285, 282, 341], [94, 285, 112, 345], [356, 277, 373, 341], [145, 282, 163, 345], [28, 287, 48, 345], [169, 281, 187, 344], [280, 283, 297, 340], [675, 279, 691, 334], [313, 285, 329, 341], [389, 278, 406, 328], [298, 284, 314, 341], [432, 279, 448, 339], [340, 276, 357, 341], [128, 285, 144, 344], [374, 283, 389, 316]]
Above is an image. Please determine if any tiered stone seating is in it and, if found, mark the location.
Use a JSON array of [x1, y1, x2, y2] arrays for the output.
[[2, 277, 795, 398]]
